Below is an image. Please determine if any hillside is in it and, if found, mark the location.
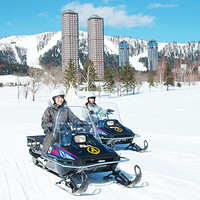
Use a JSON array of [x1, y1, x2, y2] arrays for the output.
[[0, 31, 200, 71]]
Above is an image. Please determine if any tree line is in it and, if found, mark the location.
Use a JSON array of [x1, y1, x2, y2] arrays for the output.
[[1, 55, 200, 100]]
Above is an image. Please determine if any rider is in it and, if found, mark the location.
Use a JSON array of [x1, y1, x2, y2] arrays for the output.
[[83, 92, 109, 123], [41, 89, 81, 157]]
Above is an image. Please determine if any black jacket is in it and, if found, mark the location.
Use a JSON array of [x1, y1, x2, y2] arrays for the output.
[[41, 101, 79, 133]]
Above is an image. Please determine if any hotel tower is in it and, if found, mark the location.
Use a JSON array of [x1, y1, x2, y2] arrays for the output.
[[88, 14, 104, 80], [61, 9, 79, 71]]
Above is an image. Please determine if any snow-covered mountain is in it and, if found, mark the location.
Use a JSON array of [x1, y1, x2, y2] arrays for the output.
[[0, 31, 61, 68], [0, 31, 200, 71]]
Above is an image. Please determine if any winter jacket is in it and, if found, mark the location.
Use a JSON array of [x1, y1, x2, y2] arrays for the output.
[[41, 101, 79, 134], [83, 103, 107, 123], [87, 103, 105, 114]]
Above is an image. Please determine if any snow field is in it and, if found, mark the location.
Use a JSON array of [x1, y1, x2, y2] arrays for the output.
[[0, 83, 199, 200]]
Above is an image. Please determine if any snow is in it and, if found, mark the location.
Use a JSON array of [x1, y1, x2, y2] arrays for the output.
[[0, 32, 61, 68], [66, 84, 79, 103], [0, 80, 200, 200], [129, 51, 147, 71], [0, 75, 31, 84]]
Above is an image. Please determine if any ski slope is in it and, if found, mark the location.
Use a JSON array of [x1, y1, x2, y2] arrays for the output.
[[0, 82, 199, 200]]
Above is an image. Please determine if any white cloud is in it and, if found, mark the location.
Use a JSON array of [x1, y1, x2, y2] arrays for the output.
[[61, 2, 154, 28], [148, 3, 178, 8], [6, 21, 14, 26], [38, 12, 49, 18]]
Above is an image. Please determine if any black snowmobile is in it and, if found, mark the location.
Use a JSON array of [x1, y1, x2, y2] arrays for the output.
[[27, 106, 142, 195], [91, 103, 148, 152]]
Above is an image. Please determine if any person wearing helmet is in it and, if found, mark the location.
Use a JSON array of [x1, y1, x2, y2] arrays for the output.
[[41, 89, 81, 156], [83, 92, 107, 124]]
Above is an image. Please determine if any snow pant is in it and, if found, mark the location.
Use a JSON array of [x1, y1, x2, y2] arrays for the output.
[[41, 132, 54, 156]]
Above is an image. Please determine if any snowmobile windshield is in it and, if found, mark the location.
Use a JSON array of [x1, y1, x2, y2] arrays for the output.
[[52, 106, 100, 145], [96, 102, 122, 123]]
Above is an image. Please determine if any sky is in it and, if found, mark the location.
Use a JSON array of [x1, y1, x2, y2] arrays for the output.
[[1, 0, 200, 43]]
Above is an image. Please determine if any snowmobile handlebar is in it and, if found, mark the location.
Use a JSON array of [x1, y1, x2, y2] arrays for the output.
[[106, 109, 114, 114]]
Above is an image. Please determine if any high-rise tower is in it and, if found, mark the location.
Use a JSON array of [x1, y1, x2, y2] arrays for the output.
[[88, 14, 104, 80], [119, 41, 129, 67], [61, 9, 79, 71], [147, 40, 158, 71]]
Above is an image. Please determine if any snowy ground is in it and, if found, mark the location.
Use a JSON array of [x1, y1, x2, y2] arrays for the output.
[[0, 82, 200, 200]]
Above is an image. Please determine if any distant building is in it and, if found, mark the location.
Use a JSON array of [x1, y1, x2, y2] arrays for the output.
[[119, 41, 129, 67], [61, 9, 79, 71], [147, 40, 158, 71], [88, 14, 104, 80]]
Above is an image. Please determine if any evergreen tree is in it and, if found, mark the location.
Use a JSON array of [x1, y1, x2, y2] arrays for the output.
[[147, 70, 155, 92], [82, 59, 97, 91], [104, 52, 119, 70], [103, 66, 115, 97], [164, 63, 175, 91], [122, 62, 135, 95], [63, 59, 78, 92], [39, 41, 62, 68], [0, 62, 29, 76]]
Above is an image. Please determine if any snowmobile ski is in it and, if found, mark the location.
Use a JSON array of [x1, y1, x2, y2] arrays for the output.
[[125, 140, 148, 152], [104, 165, 142, 188], [56, 172, 88, 195]]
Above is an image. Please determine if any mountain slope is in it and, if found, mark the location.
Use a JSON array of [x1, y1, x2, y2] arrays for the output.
[[0, 31, 200, 71]]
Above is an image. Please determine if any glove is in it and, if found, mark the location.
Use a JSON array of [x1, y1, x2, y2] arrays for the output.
[[107, 109, 114, 114], [43, 122, 53, 133], [81, 120, 89, 125], [81, 120, 91, 132], [89, 110, 94, 114], [73, 120, 89, 131], [46, 122, 53, 129]]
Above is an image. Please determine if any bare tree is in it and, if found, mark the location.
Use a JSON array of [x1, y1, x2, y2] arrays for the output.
[[15, 66, 23, 99], [43, 67, 63, 91], [155, 58, 167, 90], [135, 71, 144, 92], [82, 59, 97, 92], [185, 56, 199, 86], [173, 56, 183, 83], [29, 68, 43, 101], [193, 70, 200, 83], [16, 76, 23, 99], [22, 82, 30, 99]]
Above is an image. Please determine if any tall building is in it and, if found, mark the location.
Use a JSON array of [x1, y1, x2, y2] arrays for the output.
[[88, 14, 104, 80], [147, 40, 158, 71], [61, 9, 79, 71], [119, 41, 129, 67]]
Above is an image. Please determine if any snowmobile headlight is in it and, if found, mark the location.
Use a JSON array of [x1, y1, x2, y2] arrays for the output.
[[106, 120, 114, 126], [74, 135, 86, 143]]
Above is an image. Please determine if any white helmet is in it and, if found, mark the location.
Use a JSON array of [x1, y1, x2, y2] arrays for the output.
[[50, 89, 65, 104], [86, 91, 96, 100]]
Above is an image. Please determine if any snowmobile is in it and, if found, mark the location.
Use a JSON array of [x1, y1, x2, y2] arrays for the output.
[[27, 106, 142, 195], [91, 102, 148, 152]]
